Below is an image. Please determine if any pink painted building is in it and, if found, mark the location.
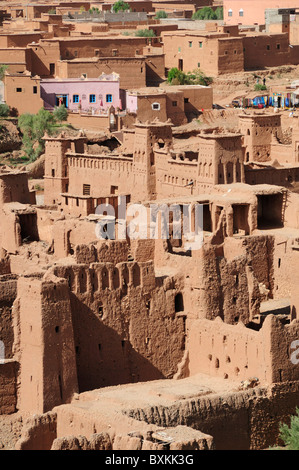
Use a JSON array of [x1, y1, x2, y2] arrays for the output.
[[223, 0, 299, 25], [40, 72, 122, 113]]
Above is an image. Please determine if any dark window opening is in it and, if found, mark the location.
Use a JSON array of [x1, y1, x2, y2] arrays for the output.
[[257, 194, 284, 229], [18, 213, 39, 243], [175, 293, 184, 312]]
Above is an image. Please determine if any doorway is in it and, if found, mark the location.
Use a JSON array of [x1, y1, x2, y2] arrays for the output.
[[56, 94, 68, 108]]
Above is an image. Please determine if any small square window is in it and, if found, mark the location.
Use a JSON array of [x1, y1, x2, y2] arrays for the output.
[[89, 94, 96, 103], [198, 62, 200, 67], [184, 98, 189, 103], [267, 45, 270, 50], [172, 101, 177, 107], [178, 47, 181, 52], [74, 50, 78, 57], [152, 102, 160, 110], [16, 87, 22, 93], [106, 94, 112, 103], [189, 41, 193, 47], [95, 49, 99, 56], [73, 94, 79, 103], [33, 86, 37, 94], [277, 44, 280, 49], [199, 42, 203, 48]]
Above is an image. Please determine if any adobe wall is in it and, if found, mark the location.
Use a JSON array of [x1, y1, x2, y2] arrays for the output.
[[4, 74, 43, 115], [239, 113, 282, 163], [66, 153, 134, 198], [144, 53, 166, 86], [0, 275, 18, 360], [0, 361, 17, 415], [162, 33, 219, 76], [15, 411, 57, 450], [56, 57, 147, 89], [197, 242, 260, 324], [0, 172, 34, 206], [28, 41, 61, 77], [127, 381, 299, 449], [243, 34, 294, 70], [135, 94, 168, 123], [245, 167, 299, 187], [187, 317, 272, 384], [17, 275, 78, 414], [50, 260, 186, 391], [217, 37, 244, 75], [58, 37, 150, 61], [66, 113, 111, 131]]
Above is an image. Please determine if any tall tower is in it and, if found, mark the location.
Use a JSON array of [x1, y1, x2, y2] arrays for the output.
[[132, 120, 173, 201], [43, 132, 87, 206]]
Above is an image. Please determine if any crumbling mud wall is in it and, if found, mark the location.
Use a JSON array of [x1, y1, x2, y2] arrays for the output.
[[125, 382, 299, 450], [0, 361, 18, 415], [0, 274, 18, 359], [187, 317, 272, 384], [51, 261, 186, 391], [0, 274, 19, 415]]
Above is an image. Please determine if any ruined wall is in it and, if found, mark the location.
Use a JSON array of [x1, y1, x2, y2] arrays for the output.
[[0, 172, 34, 206], [126, 381, 299, 449], [0, 361, 17, 414], [51, 261, 186, 392], [198, 242, 260, 325], [187, 316, 272, 384], [0, 275, 18, 359]]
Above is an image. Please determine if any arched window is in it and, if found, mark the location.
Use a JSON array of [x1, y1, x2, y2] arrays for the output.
[[228, 9, 233, 17], [239, 8, 244, 17]]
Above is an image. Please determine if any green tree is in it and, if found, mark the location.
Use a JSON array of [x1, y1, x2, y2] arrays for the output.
[[0, 103, 10, 117], [18, 108, 56, 161], [88, 7, 100, 13], [53, 104, 68, 122], [135, 29, 156, 37], [112, 1, 130, 13], [155, 10, 168, 19], [215, 7, 223, 19], [254, 84, 267, 91], [186, 68, 213, 86], [48, 8, 56, 14], [0, 64, 8, 81], [167, 67, 213, 86], [167, 67, 189, 85], [279, 408, 299, 450], [192, 7, 217, 20]]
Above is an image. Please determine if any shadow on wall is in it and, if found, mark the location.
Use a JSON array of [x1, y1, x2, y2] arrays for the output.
[[70, 293, 165, 392]]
